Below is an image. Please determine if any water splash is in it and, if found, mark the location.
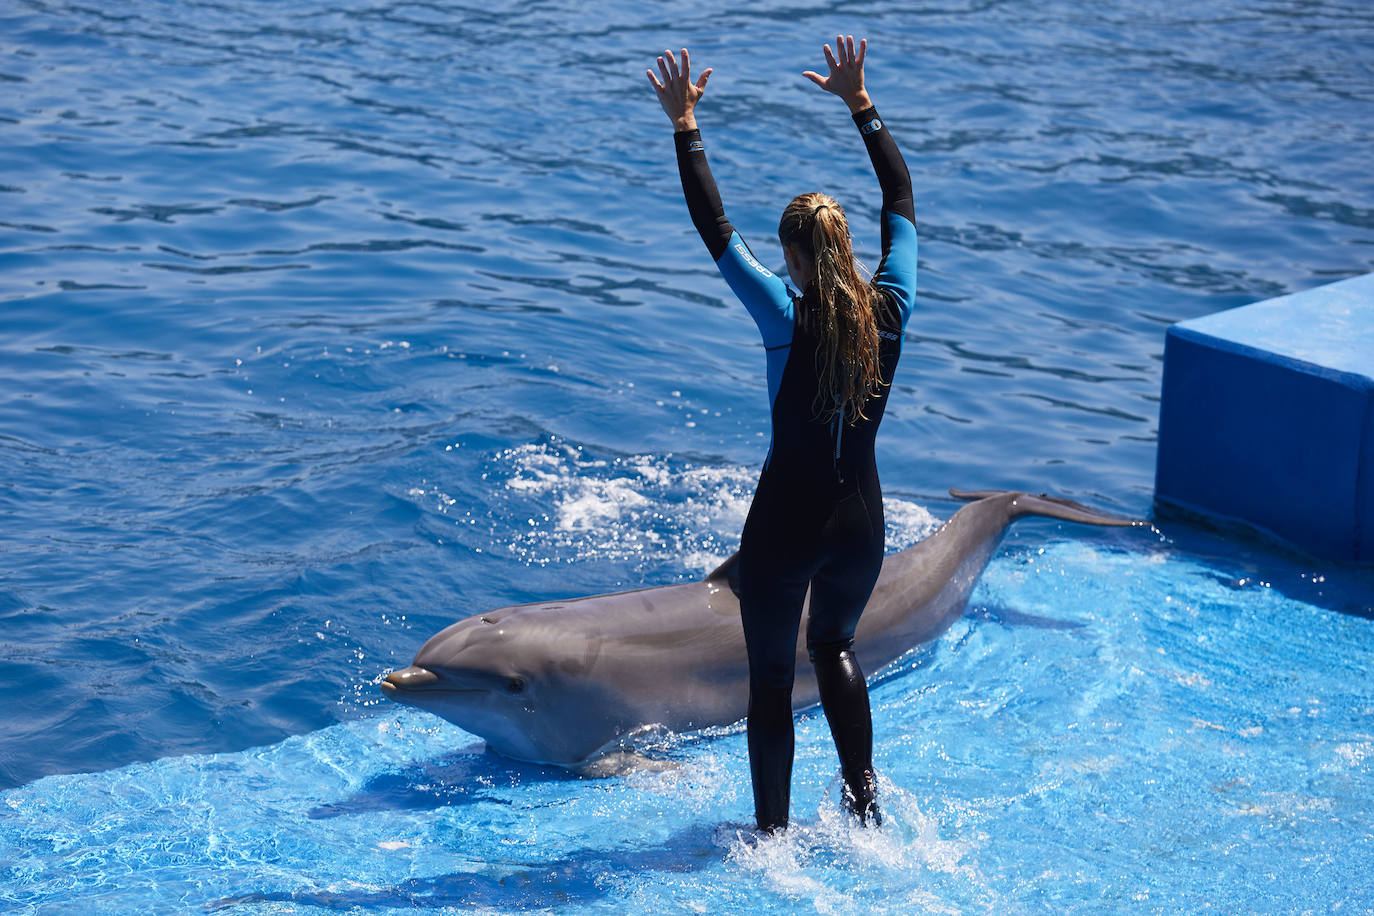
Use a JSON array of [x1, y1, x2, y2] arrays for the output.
[[722, 774, 1001, 915], [415, 439, 940, 576]]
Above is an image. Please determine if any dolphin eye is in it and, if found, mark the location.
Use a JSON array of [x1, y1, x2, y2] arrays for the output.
[[505, 677, 525, 694]]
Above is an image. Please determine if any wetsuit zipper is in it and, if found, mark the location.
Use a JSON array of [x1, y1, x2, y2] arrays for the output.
[[832, 404, 845, 484]]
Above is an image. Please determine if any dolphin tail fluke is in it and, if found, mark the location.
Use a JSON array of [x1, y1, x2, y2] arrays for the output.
[[949, 488, 1007, 502], [950, 488, 1143, 528]]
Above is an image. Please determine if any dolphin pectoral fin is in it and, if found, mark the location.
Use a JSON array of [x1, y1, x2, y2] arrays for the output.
[[950, 488, 1144, 527], [704, 551, 741, 590], [381, 665, 439, 691], [574, 751, 681, 778]]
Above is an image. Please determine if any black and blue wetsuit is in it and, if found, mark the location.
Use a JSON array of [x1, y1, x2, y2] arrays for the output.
[[674, 107, 916, 830]]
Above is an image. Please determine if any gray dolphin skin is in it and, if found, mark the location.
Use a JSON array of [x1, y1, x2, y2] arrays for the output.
[[380, 489, 1142, 767]]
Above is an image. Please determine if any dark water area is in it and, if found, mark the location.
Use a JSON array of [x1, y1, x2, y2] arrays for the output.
[[2, 0, 1372, 793]]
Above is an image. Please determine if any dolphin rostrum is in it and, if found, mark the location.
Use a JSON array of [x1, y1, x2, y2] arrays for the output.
[[380, 489, 1141, 766]]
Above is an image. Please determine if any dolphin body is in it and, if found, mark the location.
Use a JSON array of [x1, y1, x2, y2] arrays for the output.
[[380, 489, 1140, 766]]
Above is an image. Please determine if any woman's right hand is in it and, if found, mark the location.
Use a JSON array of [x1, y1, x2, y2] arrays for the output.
[[803, 35, 873, 113], [647, 48, 712, 132]]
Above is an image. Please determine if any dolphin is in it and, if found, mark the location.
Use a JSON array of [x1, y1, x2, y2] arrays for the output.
[[380, 489, 1141, 767]]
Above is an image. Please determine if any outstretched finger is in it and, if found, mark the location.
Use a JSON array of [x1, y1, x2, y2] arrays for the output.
[[646, 68, 665, 91], [802, 69, 826, 88], [664, 49, 680, 80], [657, 55, 671, 85], [822, 42, 838, 72], [681, 47, 692, 84], [855, 37, 867, 68], [695, 66, 712, 91], [836, 34, 848, 66]]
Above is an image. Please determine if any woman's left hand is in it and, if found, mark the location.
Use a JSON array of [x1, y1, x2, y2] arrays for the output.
[[803, 35, 872, 113], [647, 48, 712, 132]]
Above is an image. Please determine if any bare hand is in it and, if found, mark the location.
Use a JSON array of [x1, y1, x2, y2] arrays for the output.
[[647, 48, 712, 132], [803, 35, 872, 113]]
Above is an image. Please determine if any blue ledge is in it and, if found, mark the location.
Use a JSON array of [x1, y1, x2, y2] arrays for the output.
[[1155, 272, 1374, 563]]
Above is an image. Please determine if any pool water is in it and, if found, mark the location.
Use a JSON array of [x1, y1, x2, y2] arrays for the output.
[[4, 534, 1372, 913], [2, 0, 1373, 912]]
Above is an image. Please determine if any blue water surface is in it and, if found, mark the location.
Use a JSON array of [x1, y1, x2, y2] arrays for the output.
[[2, 0, 1373, 912]]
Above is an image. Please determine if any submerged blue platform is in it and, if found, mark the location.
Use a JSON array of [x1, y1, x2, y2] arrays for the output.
[[1155, 272, 1374, 563]]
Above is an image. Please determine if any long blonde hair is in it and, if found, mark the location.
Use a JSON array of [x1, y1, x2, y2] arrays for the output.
[[778, 192, 884, 423]]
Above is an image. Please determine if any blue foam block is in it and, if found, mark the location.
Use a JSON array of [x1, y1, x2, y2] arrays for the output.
[[1155, 272, 1374, 563]]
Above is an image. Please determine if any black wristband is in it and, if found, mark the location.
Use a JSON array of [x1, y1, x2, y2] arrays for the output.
[[851, 106, 883, 134], [674, 128, 704, 154]]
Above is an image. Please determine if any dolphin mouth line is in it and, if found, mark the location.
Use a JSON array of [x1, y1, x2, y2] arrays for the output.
[[380, 667, 492, 695], [381, 684, 490, 695], [381, 683, 489, 694]]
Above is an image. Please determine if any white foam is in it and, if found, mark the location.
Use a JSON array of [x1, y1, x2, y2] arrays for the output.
[[721, 773, 999, 913], [479, 444, 756, 573], [882, 499, 942, 550], [474, 441, 942, 575]]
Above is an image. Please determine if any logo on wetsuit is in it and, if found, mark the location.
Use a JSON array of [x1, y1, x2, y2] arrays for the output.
[[688, 140, 704, 152], [860, 118, 883, 135], [733, 241, 774, 278], [878, 329, 900, 341]]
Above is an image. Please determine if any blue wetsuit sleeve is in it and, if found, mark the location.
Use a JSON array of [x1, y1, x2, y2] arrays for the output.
[[851, 106, 917, 329], [674, 128, 794, 349]]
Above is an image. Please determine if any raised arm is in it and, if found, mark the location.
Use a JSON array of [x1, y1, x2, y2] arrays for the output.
[[804, 35, 914, 224], [647, 48, 732, 260], [647, 48, 794, 355], [806, 36, 917, 322]]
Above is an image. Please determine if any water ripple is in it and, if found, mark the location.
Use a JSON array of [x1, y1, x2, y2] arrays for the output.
[[2, 0, 1372, 800]]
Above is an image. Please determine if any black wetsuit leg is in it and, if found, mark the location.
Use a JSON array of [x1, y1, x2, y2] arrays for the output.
[[810, 643, 881, 824], [738, 473, 816, 833], [805, 483, 884, 647], [739, 473, 885, 831], [807, 482, 884, 825], [745, 679, 797, 834]]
